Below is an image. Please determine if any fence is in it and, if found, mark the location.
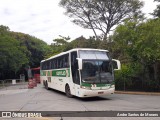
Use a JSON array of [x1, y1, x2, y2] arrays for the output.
[[115, 76, 160, 92], [0, 79, 28, 90]]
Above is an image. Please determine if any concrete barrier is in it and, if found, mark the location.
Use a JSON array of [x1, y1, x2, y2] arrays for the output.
[[12, 79, 16, 85], [0, 79, 27, 90]]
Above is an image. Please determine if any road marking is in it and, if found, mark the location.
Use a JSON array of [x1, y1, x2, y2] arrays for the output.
[[33, 117, 56, 120]]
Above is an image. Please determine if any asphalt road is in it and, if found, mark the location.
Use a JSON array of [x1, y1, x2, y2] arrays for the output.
[[0, 84, 160, 120]]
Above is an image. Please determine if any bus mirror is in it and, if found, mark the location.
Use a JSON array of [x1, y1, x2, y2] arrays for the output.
[[76, 58, 83, 70], [112, 59, 121, 71]]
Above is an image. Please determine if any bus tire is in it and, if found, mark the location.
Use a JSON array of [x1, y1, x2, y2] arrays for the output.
[[45, 81, 49, 90], [65, 84, 73, 98], [43, 80, 46, 87]]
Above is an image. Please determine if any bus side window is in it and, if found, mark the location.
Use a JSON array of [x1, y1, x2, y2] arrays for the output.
[[60, 57, 63, 68], [40, 63, 44, 70], [44, 62, 47, 70], [49, 60, 52, 69], [53, 60, 55, 69], [51, 60, 54, 69], [64, 54, 69, 68], [47, 61, 50, 70], [59, 58, 61, 69], [56, 59, 58, 69], [71, 51, 80, 85]]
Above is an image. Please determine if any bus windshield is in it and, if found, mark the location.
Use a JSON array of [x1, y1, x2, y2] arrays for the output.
[[81, 60, 113, 84]]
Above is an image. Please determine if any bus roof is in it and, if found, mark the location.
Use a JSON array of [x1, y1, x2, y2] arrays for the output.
[[41, 48, 109, 63]]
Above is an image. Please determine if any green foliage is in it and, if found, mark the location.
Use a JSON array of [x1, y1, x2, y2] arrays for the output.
[[0, 25, 10, 35], [0, 25, 51, 79], [69, 36, 100, 48], [0, 27, 29, 77], [113, 18, 160, 64], [47, 37, 70, 57], [152, 0, 160, 18], [11, 32, 51, 67], [54, 39, 67, 45], [48, 36, 101, 58], [136, 19, 160, 63], [112, 18, 160, 91], [115, 63, 142, 90]]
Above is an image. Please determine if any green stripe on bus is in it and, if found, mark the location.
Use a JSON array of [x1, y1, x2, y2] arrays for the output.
[[96, 84, 109, 87], [40, 71, 46, 76], [40, 69, 70, 77], [81, 82, 110, 87], [52, 69, 70, 77]]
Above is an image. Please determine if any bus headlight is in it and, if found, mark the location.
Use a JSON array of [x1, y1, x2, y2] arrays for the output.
[[80, 86, 91, 90], [111, 85, 115, 88]]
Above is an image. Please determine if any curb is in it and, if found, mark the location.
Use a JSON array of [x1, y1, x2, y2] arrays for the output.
[[114, 91, 160, 96]]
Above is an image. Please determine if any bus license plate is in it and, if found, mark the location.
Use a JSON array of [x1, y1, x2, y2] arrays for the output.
[[98, 92, 104, 94]]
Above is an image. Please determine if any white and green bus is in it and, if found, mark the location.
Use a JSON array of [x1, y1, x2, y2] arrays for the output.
[[40, 48, 120, 98]]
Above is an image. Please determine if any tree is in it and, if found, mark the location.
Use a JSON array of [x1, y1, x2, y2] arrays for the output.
[[59, 0, 144, 40], [0, 26, 29, 79], [49, 35, 100, 58], [152, 0, 160, 18], [0, 25, 52, 79], [11, 32, 51, 67], [53, 38, 68, 46], [112, 18, 160, 86], [0, 25, 10, 35]]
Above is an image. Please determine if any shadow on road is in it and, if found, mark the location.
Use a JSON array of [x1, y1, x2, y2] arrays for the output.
[[75, 96, 112, 102], [47, 87, 112, 102]]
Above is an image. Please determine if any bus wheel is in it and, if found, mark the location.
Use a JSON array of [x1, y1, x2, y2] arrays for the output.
[[45, 81, 49, 90], [65, 85, 73, 98], [43, 80, 46, 87]]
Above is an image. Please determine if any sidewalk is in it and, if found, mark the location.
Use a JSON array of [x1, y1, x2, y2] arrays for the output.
[[0, 83, 28, 90], [115, 91, 160, 96]]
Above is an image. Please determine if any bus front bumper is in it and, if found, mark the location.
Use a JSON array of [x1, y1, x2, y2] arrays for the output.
[[78, 87, 115, 98]]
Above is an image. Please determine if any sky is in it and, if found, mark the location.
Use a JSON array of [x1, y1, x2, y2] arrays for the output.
[[0, 0, 158, 44]]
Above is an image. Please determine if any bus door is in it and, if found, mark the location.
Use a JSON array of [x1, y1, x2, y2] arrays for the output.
[[71, 51, 80, 96]]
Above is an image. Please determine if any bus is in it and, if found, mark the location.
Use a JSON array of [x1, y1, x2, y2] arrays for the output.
[[40, 48, 121, 98]]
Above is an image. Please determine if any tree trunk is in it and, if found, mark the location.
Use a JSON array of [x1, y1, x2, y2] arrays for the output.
[[103, 33, 108, 41], [87, 14, 99, 40], [92, 28, 98, 40]]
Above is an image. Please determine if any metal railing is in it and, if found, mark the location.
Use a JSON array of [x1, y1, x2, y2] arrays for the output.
[[0, 79, 28, 90]]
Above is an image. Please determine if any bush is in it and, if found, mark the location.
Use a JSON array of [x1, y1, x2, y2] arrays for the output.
[[115, 63, 142, 90]]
